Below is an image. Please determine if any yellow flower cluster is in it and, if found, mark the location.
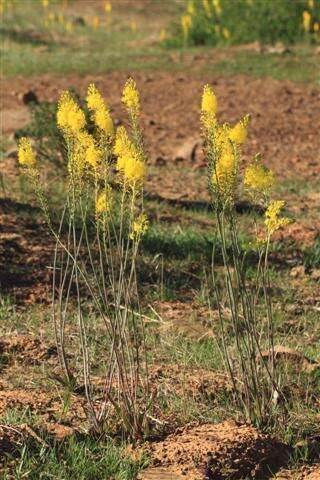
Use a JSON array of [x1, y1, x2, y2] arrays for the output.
[[212, 149, 236, 196], [114, 127, 146, 185], [122, 78, 140, 115], [181, 14, 192, 39], [130, 213, 149, 239], [264, 200, 290, 235], [86, 84, 114, 136], [303, 10, 311, 32], [96, 185, 113, 215], [57, 91, 86, 135], [244, 161, 275, 194], [229, 115, 249, 145], [212, 126, 236, 199], [18, 137, 36, 167], [201, 84, 217, 129], [72, 131, 102, 172]]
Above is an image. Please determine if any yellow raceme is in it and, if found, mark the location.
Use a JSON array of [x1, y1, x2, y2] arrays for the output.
[[264, 200, 290, 235], [244, 162, 275, 194], [201, 84, 217, 129], [229, 116, 249, 144], [86, 84, 114, 136], [114, 127, 146, 186], [57, 91, 86, 135], [130, 212, 148, 239], [96, 186, 113, 215], [122, 78, 140, 115], [18, 137, 37, 167]]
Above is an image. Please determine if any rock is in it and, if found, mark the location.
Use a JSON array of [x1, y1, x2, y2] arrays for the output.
[[22, 90, 39, 105]]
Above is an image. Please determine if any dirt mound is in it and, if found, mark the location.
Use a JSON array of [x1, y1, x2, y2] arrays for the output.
[[0, 334, 56, 366], [146, 421, 287, 480]]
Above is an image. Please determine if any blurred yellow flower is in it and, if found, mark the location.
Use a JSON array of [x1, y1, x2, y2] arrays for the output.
[[18, 137, 36, 167], [212, 0, 222, 15], [264, 200, 290, 235], [308, 0, 314, 9], [202, 0, 211, 17], [303, 11, 311, 32], [181, 14, 192, 40], [130, 20, 137, 33], [92, 16, 100, 29], [104, 1, 112, 13], [160, 28, 166, 41], [222, 27, 230, 39], [187, 1, 195, 15], [122, 78, 140, 114], [314, 22, 319, 32]]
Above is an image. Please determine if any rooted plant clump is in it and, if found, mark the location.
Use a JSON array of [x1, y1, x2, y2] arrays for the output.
[[201, 84, 291, 425], [19, 78, 150, 440]]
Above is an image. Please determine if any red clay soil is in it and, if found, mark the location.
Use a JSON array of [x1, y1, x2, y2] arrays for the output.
[[0, 198, 53, 303]]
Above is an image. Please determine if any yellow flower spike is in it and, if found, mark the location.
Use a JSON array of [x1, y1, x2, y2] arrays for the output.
[[130, 213, 148, 240], [18, 137, 37, 167], [181, 14, 192, 40], [212, 0, 222, 15], [201, 84, 217, 115], [57, 91, 86, 135], [86, 83, 114, 136], [130, 20, 137, 33], [95, 107, 114, 135], [244, 161, 275, 194], [85, 144, 101, 169], [87, 83, 103, 111], [114, 126, 146, 186], [114, 126, 133, 157], [303, 11, 311, 32], [202, 0, 211, 17], [104, 1, 112, 13], [96, 186, 113, 215], [92, 16, 100, 30], [201, 84, 217, 129], [222, 27, 230, 39], [123, 156, 146, 185], [122, 78, 140, 115], [212, 150, 236, 196], [264, 200, 291, 236], [229, 115, 250, 145], [187, 1, 195, 15]]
